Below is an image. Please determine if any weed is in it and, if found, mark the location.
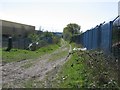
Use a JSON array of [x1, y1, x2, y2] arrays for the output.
[[51, 49, 119, 89]]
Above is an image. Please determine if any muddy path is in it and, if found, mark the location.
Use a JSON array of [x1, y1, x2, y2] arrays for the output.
[[2, 39, 72, 88]]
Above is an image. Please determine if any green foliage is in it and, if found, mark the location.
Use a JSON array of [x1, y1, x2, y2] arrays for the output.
[[28, 33, 39, 43], [44, 31, 53, 38], [63, 30, 72, 41], [51, 52, 86, 88], [63, 23, 81, 42], [52, 47, 119, 88], [70, 34, 79, 43], [52, 36, 60, 44], [27, 31, 61, 49], [43, 31, 60, 45]]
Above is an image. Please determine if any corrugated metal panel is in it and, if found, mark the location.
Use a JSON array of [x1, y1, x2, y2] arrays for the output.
[[100, 21, 112, 53], [79, 21, 113, 54], [81, 33, 84, 46], [86, 31, 89, 49], [92, 28, 97, 49], [84, 32, 87, 48], [97, 25, 101, 49], [83, 32, 86, 47], [89, 30, 93, 50]]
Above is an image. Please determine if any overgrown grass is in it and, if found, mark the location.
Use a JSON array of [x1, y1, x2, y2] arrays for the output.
[[2, 44, 60, 63], [52, 51, 88, 88], [52, 49, 119, 89]]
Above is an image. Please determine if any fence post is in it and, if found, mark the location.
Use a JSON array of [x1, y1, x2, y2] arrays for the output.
[[6, 37, 12, 51]]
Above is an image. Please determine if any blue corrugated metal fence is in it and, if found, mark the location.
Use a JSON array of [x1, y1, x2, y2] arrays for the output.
[[79, 21, 113, 54]]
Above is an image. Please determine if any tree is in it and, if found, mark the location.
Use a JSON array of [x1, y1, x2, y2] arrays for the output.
[[44, 31, 53, 38], [63, 23, 81, 42]]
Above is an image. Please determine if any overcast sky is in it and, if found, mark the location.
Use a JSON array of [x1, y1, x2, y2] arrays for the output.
[[0, 0, 119, 32]]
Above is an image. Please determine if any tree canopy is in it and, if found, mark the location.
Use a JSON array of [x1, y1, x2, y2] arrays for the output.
[[63, 23, 81, 42]]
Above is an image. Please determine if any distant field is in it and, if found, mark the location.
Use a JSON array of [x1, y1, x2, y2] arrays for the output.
[[2, 44, 60, 63]]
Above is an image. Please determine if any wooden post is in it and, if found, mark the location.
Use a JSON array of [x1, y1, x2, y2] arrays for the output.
[[6, 37, 12, 51]]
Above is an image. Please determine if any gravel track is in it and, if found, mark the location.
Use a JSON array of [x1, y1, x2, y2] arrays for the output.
[[2, 40, 72, 88]]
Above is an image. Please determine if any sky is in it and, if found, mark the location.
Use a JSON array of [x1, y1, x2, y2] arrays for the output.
[[0, 0, 119, 32]]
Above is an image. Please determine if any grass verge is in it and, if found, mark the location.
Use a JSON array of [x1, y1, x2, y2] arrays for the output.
[[51, 49, 119, 89], [52, 51, 87, 88], [2, 44, 60, 63]]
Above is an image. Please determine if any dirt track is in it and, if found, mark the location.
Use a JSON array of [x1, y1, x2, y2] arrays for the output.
[[2, 39, 72, 88]]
